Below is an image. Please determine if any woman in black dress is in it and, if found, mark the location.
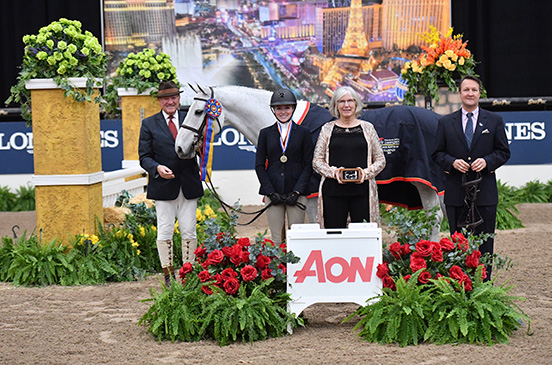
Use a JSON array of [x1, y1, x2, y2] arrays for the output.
[[312, 86, 386, 228]]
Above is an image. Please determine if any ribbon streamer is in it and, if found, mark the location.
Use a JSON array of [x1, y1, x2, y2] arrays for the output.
[[200, 98, 222, 182]]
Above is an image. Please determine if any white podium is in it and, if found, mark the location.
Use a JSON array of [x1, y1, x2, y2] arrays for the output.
[[286, 223, 383, 318]]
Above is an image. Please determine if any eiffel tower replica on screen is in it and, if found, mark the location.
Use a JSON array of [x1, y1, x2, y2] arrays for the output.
[[322, 0, 376, 93]]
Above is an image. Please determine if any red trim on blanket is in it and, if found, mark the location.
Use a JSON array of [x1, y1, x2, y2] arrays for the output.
[[295, 101, 310, 125], [376, 176, 444, 195]]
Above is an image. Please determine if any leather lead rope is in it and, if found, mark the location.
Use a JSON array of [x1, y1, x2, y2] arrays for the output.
[[200, 162, 272, 226]]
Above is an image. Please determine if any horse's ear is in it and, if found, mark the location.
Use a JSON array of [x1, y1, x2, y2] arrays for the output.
[[196, 83, 207, 95], [188, 83, 197, 93]]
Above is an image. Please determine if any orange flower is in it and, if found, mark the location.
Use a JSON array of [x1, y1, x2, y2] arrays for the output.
[[400, 26, 479, 106]]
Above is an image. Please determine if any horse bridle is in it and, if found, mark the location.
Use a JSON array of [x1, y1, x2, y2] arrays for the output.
[[179, 86, 222, 148], [179, 85, 274, 225]]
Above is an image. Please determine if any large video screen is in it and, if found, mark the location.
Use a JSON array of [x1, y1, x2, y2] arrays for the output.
[[103, 0, 451, 105]]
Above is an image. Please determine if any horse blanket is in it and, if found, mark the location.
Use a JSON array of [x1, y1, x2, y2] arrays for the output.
[[294, 103, 445, 209]]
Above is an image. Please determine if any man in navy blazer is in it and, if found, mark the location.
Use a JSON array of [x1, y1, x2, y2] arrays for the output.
[[255, 89, 313, 244], [139, 81, 203, 287], [432, 75, 510, 280]]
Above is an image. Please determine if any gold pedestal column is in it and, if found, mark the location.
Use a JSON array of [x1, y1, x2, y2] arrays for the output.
[[118, 88, 159, 169], [26, 78, 103, 244]]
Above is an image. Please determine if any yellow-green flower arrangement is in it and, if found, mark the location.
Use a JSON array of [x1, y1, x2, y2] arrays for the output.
[[400, 26, 483, 106], [5, 18, 106, 122], [104, 48, 178, 116]]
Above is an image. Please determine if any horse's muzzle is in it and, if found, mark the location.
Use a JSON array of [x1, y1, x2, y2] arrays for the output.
[[175, 145, 196, 159]]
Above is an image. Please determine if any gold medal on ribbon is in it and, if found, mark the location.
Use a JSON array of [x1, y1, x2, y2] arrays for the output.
[[277, 122, 291, 164]]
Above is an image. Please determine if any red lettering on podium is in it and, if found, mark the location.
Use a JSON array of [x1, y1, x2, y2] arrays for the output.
[[293, 251, 374, 283]]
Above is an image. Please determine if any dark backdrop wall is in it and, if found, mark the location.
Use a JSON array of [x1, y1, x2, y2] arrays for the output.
[[1, 0, 550, 108], [0, 0, 102, 108], [451, 0, 551, 98]]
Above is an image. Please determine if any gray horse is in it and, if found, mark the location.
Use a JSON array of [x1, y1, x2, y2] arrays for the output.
[[175, 85, 445, 241]]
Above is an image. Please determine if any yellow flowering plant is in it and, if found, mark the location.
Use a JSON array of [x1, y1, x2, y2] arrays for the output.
[[5, 18, 106, 122], [401, 26, 483, 105], [103, 48, 178, 116]]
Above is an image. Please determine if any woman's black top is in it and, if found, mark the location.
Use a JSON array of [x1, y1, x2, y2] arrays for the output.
[[322, 124, 368, 196]]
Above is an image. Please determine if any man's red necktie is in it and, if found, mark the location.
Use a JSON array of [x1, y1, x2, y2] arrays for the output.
[[168, 115, 178, 139]]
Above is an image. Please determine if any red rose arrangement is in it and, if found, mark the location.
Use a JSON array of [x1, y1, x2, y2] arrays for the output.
[[179, 233, 298, 296], [377, 232, 487, 292]]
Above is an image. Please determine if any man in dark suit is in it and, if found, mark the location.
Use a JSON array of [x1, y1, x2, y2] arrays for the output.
[[139, 81, 204, 287], [432, 75, 510, 280], [255, 89, 313, 244]]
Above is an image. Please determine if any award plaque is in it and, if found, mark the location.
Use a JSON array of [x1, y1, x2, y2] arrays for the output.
[[340, 168, 362, 183]]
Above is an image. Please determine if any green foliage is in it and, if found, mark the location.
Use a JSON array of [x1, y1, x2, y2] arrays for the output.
[[139, 274, 298, 346], [496, 180, 523, 230], [5, 18, 106, 122], [347, 269, 529, 347], [425, 272, 530, 345], [112, 190, 164, 272], [346, 271, 430, 347], [0, 221, 157, 286], [198, 189, 223, 211], [95, 225, 147, 281], [5, 234, 73, 286], [0, 230, 130, 286], [12, 185, 35, 211], [0, 187, 232, 286], [544, 180, 552, 203], [200, 279, 296, 345], [0, 185, 35, 211], [115, 190, 157, 228], [140, 191, 299, 345], [0, 236, 16, 281], [103, 48, 178, 116], [133, 224, 163, 274], [380, 205, 440, 243], [139, 274, 205, 342], [67, 233, 119, 285], [515, 180, 549, 203], [0, 186, 17, 211]]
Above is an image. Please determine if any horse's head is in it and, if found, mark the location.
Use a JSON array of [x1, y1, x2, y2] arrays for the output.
[[175, 85, 224, 159]]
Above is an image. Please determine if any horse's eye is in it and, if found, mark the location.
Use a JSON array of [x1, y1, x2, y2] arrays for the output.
[[195, 109, 203, 115]]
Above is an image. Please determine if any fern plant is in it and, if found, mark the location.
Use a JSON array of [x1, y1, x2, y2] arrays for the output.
[[96, 225, 147, 281], [544, 180, 552, 202], [0, 186, 17, 211], [140, 267, 299, 345], [425, 269, 530, 345], [6, 235, 74, 286], [515, 180, 549, 203], [199, 278, 297, 346], [12, 185, 35, 211], [139, 274, 205, 342], [0, 236, 16, 281], [67, 234, 119, 285], [496, 180, 523, 230], [346, 270, 431, 347]]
